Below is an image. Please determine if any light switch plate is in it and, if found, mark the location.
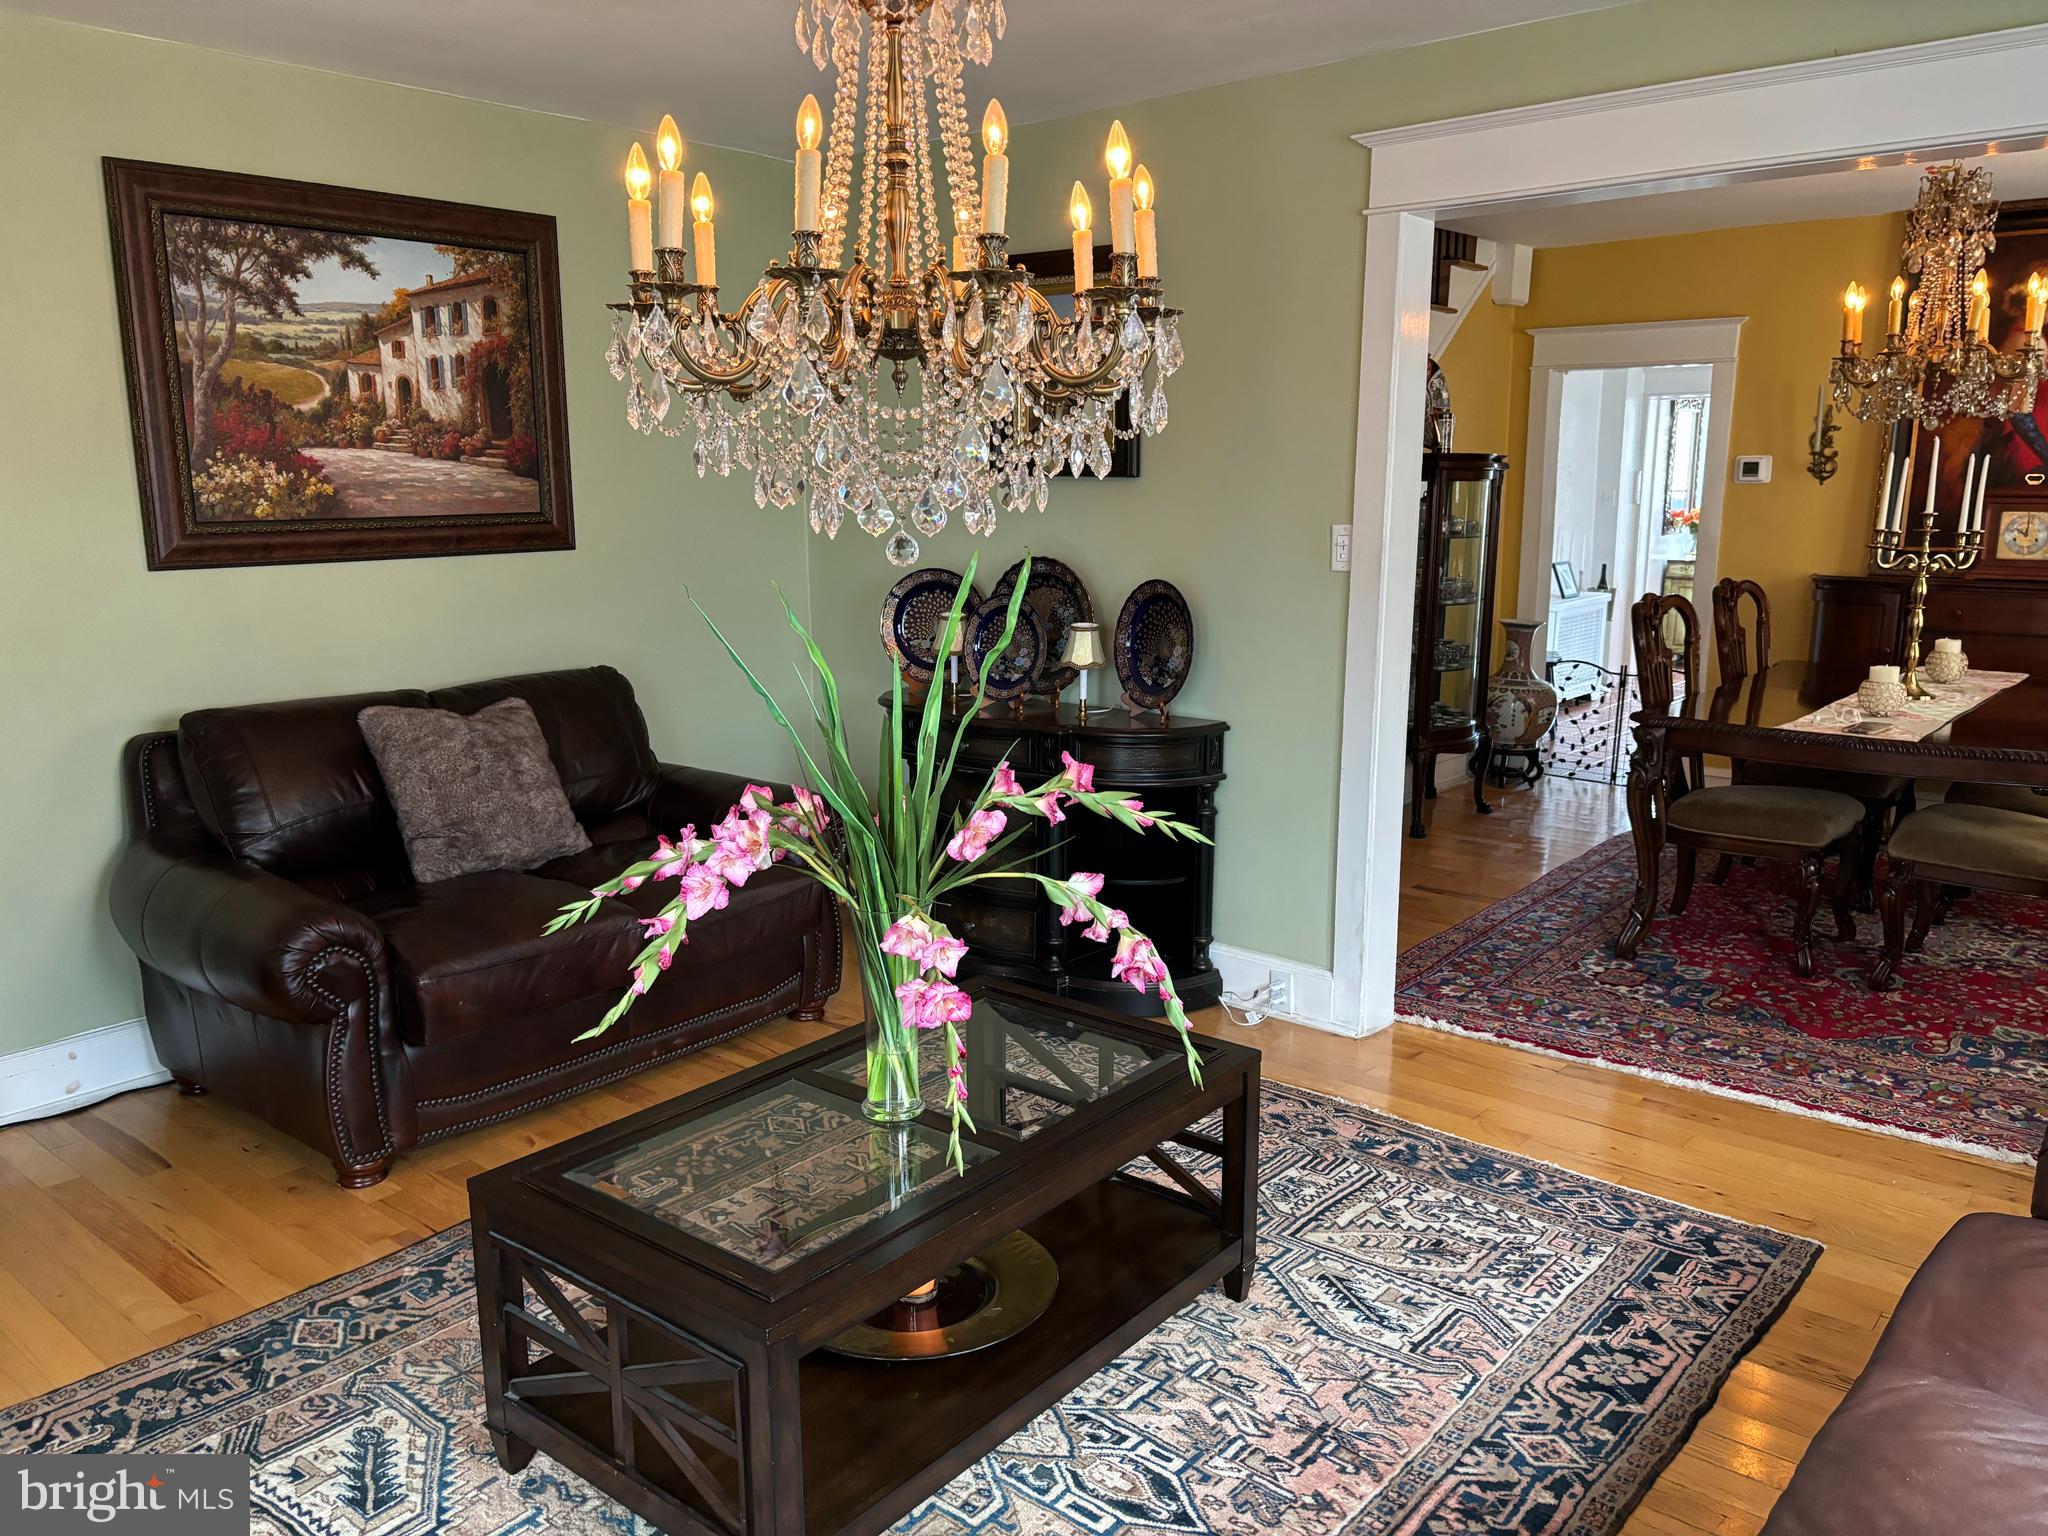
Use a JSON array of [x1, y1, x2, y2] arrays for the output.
[[1331, 524, 1352, 571]]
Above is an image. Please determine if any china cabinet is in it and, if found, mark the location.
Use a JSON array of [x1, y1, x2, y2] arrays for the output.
[[1408, 452, 1509, 838]]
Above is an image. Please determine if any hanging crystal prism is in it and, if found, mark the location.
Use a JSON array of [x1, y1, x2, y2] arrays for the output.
[[1118, 307, 1147, 354], [1156, 315, 1184, 374], [648, 367, 672, 422], [913, 484, 948, 535], [747, 294, 779, 342], [605, 332, 628, 381], [1144, 381, 1168, 436], [804, 294, 833, 344], [979, 360, 1015, 417], [884, 528, 920, 567], [962, 296, 985, 347]]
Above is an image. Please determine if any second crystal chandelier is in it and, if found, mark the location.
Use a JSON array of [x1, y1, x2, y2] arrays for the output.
[[609, 0, 1184, 565]]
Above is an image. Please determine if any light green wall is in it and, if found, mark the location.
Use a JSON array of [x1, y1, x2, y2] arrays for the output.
[[0, 13, 807, 1055], [8, 2, 2048, 1057], [807, 0, 2048, 974]]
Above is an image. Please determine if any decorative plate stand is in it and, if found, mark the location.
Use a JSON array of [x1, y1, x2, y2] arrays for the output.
[[1114, 580, 1195, 718]]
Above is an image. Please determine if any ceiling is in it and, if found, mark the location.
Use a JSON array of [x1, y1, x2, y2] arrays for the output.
[[1449, 144, 2048, 248], [6, 0, 1638, 155]]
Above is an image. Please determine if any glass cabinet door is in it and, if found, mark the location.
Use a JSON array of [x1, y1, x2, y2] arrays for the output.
[[1429, 476, 1492, 730]]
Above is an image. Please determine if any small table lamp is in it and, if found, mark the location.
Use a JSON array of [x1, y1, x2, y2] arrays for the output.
[[1062, 622, 1106, 721], [948, 622, 968, 702]]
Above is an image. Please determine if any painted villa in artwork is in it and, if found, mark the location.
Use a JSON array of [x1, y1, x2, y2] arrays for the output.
[[164, 213, 540, 523]]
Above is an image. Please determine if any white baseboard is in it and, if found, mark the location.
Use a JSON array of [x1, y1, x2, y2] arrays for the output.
[[0, 1018, 169, 1128], [1211, 942, 1348, 1036]]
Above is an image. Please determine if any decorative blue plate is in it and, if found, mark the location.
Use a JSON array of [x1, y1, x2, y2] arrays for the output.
[[991, 556, 1094, 695], [967, 599, 1047, 702], [1114, 580, 1194, 714], [880, 568, 983, 684]]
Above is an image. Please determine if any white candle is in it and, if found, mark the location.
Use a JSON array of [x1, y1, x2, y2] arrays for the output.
[[1105, 120, 1135, 255], [1869, 665, 1901, 685], [1069, 182, 1093, 295], [690, 173, 716, 288], [1956, 452, 1977, 534], [980, 101, 1009, 237], [655, 116, 686, 250], [1132, 164, 1158, 280], [1875, 448, 1896, 536], [795, 95, 823, 232], [1935, 637, 1962, 654], [625, 143, 654, 272], [1972, 454, 1991, 532], [1923, 436, 1940, 523]]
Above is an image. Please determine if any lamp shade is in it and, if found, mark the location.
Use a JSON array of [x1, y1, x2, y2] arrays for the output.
[[1062, 622, 1105, 670]]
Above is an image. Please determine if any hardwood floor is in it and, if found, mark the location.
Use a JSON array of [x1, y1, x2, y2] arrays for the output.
[[0, 775, 2028, 1536]]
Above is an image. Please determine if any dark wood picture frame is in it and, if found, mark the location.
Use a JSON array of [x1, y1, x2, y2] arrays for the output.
[[105, 158, 575, 570], [1010, 243, 1142, 480]]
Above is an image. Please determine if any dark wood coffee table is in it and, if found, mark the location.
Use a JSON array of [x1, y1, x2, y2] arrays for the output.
[[468, 979, 1260, 1536]]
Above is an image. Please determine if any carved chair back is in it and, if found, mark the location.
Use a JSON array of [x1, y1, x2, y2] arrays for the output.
[[1711, 577, 1773, 727], [1631, 591, 1704, 795]]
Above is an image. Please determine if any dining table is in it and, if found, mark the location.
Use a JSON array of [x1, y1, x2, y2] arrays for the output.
[[1616, 659, 2048, 960]]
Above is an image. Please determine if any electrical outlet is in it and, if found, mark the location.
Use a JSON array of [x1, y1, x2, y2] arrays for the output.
[[1265, 970, 1294, 1016], [1330, 524, 1352, 571]]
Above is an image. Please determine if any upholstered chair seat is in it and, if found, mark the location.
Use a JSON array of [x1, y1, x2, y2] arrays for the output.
[[1944, 781, 2048, 818], [1664, 785, 1866, 846], [1890, 804, 2048, 881]]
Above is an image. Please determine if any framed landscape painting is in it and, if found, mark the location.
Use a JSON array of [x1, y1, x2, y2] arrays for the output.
[[105, 159, 574, 569]]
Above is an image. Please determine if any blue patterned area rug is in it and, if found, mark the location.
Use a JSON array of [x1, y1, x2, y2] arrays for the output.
[[0, 1084, 1815, 1535]]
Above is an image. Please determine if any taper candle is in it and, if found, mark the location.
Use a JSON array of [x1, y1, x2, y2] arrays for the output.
[[624, 143, 654, 272], [1841, 282, 1865, 344], [1875, 447, 1896, 536], [1973, 453, 1991, 532], [980, 100, 1009, 237], [1957, 452, 1977, 536], [655, 116, 686, 250], [1887, 275, 1905, 335], [1923, 435, 1940, 522], [2029, 272, 2046, 334], [1105, 120, 1135, 254], [795, 94, 823, 232], [1069, 182, 1093, 294], [1970, 269, 1991, 340], [690, 173, 716, 288], [1132, 164, 1158, 279]]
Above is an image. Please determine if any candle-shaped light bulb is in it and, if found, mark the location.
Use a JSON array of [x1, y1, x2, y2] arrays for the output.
[[624, 142, 654, 272], [1131, 164, 1159, 280], [654, 116, 687, 250], [690, 172, 717, 288], [979, 99, 1010, 238], [794, 93, 824, 233], [1104, 120, 1136, 255], [1069, 181, 1094, 295], [1971, 268, 1991, 340], [1888, 275, 1905, 335], [1841, 281, 1864, 344], [2028, 272, 2046, 334]]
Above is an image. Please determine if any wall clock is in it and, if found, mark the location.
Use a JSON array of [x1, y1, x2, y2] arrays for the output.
[[1996, 506, 2048, 563]]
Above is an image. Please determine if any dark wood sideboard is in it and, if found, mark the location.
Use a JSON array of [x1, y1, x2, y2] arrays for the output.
[[1806, 573, 2048, 702], [879, 696, 1226, 1015]]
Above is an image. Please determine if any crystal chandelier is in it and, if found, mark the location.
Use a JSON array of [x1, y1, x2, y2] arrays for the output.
[[1830, 163, 2044, 429], [607, 0, 1183, 566]]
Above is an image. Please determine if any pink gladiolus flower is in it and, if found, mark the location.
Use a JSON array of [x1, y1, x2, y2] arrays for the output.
[[1037, 792, 1067, 826], [991, 761, 1022, 797], [945, 807, 1006, 862], [678, 865, 730, 921], [640, 912, 677, 939], [895, 977, 974, 1030], [880, 914, 935, 961], [706, 807, 775, 886], [743, 783, 778, 810], [1057, 872, 1106, 927], [1060, 751, 1095, 794], [1110, 930, 1168, 993], [1120, 797, 1155, 828], [922, 931, 968, 978], [613, 874, 647, 894], [778, 785, 830, 840], [652, 827, 696, 879]]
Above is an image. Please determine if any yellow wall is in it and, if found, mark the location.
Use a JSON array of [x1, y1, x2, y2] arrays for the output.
[[1440, 214, 1907, 661]]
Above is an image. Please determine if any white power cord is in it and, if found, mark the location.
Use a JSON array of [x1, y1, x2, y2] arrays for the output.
[[1220, 983, 1274, 1028]]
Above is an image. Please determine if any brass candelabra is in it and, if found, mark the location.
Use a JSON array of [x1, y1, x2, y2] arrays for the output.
[[1869, 507, 1982, 698]]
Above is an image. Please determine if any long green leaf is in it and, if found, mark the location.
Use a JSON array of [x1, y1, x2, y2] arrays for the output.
[[923, 557, 1029, 862]]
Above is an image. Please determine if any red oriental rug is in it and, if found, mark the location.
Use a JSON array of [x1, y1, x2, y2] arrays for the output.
[[1396, 833, 2048, 1163]]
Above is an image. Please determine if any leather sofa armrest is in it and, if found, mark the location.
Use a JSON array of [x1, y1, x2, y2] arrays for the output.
[[649, 762, 789, 833], [110, 833, 390, 1028]]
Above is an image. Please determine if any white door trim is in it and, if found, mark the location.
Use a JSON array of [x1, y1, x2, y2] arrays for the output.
[[1516, 320, 1744, 623], [1328, 23, 2048, 1035]]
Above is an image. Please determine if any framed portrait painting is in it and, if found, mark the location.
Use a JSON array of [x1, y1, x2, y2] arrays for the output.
[[105, 159, 574, 569], [1010, 243, 1141, 480]]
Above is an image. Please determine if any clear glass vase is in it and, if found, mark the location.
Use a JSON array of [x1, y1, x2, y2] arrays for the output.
[[858, 949, 924, 1124]]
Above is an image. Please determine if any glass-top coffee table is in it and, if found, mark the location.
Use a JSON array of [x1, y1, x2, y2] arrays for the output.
[[468, 979, 1260, 1536]]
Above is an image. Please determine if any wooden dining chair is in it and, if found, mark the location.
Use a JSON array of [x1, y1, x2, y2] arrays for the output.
[[1873, 802, 2048, 988], [1625, 592, 1867, 976], [1710, 577, 1914, 905]]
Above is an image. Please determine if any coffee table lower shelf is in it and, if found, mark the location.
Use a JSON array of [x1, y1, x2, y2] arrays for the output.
[[498, 1174, 1238, 1536]]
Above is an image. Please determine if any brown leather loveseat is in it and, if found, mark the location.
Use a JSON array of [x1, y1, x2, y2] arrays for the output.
[[110, 666, 840, 1187]]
